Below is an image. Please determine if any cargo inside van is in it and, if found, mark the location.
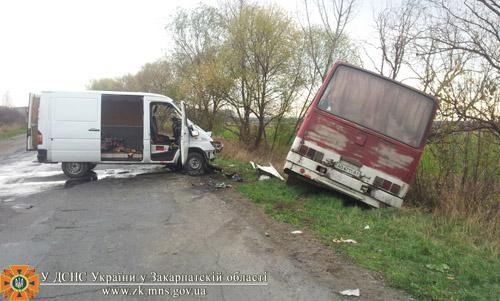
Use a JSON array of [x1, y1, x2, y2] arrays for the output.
[[100, 94, 143, 161]]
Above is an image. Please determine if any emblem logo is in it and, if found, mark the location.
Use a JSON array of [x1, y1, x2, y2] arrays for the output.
[[0, 265, 40, 301]]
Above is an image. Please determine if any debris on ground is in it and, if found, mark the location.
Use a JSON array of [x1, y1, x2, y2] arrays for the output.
[[255, 163, 285, 181], [224, 172, 243, 182], [259, 175, 271, 181], [207, 163, 223, 172], [291, 230, 303, 234], [332, 238, 358, 244], [215, 182, 232, 189], [12, 204, 34, 210], [425, 263, 450, 273], [339, 288, 360, 297], [363, 225, 370, 230], [232, 173, 243, 182], [264, 232, 270, 237], [250, 161, 256, 169]]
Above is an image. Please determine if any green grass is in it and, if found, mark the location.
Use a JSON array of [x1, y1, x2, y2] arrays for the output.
[[0, 126, 25, 140], [215, 157, 500, 300]]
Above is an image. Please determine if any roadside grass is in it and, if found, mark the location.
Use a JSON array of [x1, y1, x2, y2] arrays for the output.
[[0, 125, 25, 140], [214, 156, 500, 300]]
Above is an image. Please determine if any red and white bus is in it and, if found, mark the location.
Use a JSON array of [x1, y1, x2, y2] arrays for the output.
[[284, 62, 438, 208]]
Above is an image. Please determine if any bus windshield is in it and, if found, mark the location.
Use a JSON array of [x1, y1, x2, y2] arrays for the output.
[[317, 65, 435, 147]]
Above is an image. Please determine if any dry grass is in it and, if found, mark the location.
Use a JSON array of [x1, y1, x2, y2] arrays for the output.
[[0, 123, 23, 131], [0, 123, 25, 139], [410, 174, 499, 248], [0, 106, 25, 139], [216, 137, 288, 168]]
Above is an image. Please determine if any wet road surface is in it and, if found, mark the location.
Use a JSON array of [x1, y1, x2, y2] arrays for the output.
[[0, 135, 407, 300]]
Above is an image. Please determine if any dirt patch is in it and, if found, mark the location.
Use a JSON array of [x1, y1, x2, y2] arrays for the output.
[[0, 134, 26, 159]]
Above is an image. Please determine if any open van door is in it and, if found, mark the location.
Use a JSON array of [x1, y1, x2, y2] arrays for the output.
[[180, 101, 190, 166], [26, 93, 40, 151]]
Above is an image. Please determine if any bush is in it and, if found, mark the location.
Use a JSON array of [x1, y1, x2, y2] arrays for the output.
[[407, 131, 499, 240], [0, 107, 25, 125]]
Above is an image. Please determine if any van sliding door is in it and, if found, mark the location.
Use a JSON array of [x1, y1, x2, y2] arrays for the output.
[[100, 94, 144, 161]]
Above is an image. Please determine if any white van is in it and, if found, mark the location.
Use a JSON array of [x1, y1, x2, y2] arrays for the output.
[[26, 91, 221, 178]]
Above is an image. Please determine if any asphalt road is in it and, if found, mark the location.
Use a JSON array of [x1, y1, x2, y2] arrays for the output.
[[0, 135, 408, 300]]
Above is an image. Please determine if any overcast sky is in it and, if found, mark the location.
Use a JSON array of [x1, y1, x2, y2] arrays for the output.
[[0, 0, 385, 107]]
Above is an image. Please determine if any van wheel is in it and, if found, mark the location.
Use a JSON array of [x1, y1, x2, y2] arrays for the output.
[[184, 152, 206, 176], [62, 162, 90, 178]]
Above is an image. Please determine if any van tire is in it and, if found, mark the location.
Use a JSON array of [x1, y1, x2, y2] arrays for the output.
[[184, 152, 206, 176], [62, 162, 91, 178]]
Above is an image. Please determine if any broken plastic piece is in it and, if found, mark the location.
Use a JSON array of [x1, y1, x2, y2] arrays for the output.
[[215, 182, 232, 189], [259, 175, 271, 181], [364, 225, 370, 230], [291, 230, 303, 234], [250, 161, 256, 169], [256, 163, 285, 181], [332, 238, 358, 244], [339, 288, 360, 296]]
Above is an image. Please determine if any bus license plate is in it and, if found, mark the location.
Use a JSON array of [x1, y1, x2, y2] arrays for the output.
[[334, 162, 360, 177]]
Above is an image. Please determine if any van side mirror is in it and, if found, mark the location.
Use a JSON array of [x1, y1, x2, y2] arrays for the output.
[[188, 125, 199, 137]]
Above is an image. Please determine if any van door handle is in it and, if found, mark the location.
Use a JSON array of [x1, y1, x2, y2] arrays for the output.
[[88, 128, 100, 132]]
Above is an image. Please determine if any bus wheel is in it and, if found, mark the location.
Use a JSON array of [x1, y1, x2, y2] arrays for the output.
[[286, 173, 302, 186], [184, 152, 206, 176], [62, 162, 90, 178]]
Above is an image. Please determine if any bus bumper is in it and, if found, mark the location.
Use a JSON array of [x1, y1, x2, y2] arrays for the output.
[[284, 152, 403, 208]]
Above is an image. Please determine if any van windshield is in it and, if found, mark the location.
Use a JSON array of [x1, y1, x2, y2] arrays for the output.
[[317, 65, 435, 147]]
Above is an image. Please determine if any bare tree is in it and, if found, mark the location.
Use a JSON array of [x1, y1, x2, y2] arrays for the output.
[[374, 0, 423, 79], [302, 0, 357, 81], [170, 5, 228, 130], [222, 3, 306, 147], [409, 0, 500, 137], [427, 0, 499, 72], [286, 0, 359, 143], [1, 91, 12, 107]]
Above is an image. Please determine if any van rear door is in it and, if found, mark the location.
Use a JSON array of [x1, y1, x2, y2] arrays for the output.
[[180, 101, 189, 166], [26, 93, 40, 151]]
